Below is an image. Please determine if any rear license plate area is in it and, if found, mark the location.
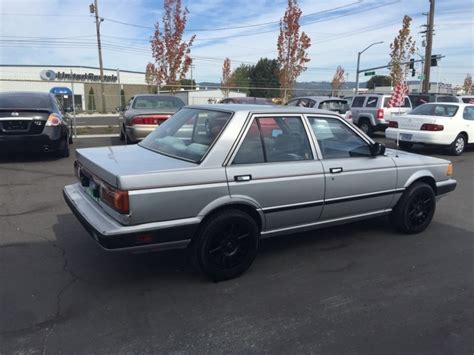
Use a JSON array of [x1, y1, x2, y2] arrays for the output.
[[400, 133, 412, 141], [3, 120, 29, 131]]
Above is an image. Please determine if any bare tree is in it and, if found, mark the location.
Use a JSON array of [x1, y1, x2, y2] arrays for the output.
[[389, 15, 416, 87], [277, 0, 311, 102], [149, 0, 196, 93], [463, 74, 472, 94], [331, 65, 345, 96], [221, 58, 233, 97]]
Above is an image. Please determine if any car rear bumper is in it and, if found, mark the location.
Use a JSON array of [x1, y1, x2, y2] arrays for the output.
[[125, 125, 156, 141], [385, 128, 455, 145], [63, 183, 196, 252], [0, 131, 64, 153]]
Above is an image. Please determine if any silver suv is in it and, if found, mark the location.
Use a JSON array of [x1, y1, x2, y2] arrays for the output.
[[350, 94, 412, 136]]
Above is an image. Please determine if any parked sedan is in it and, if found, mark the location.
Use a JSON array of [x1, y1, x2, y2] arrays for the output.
[[64, 105, 456, 281], [386, 103, 474, 155], [0, 91, 71, 157], [286, 96, 350, 114], [119, 94, 184, 143], [220, 97, 274, 105]]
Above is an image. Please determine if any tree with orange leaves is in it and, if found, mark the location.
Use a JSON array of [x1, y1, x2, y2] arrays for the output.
[[331, 65, 345, 96], [277, 0, 311, 102], [148, 0, 196, 94], [389, 15, 416, 87], [221, 58, 234, 97]]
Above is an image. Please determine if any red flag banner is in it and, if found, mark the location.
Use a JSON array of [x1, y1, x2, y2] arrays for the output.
[[388, 81, 408, 108]]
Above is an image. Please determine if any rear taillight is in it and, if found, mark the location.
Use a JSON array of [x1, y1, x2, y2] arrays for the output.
[[388, 121, 398, 128], [132, 115, 170, 125], [420, 123, 444, 131], [100, 183, 129, 214], [45, 113, 61, 126], [376, 109, 384, 120]]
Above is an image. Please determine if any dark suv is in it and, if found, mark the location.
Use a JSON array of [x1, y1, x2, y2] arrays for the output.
[[0, 91, 71, 157]]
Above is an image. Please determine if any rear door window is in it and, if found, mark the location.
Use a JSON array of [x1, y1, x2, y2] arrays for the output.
[[462, 106, 474, 120], [233, 116, 313, 164], [351, 96, 365, 108], [365, 97, 379, 108]]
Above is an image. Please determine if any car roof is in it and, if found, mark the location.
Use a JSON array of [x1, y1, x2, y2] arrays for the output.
[[288, 96, 345, 101], [0, 91, 53, 98], [187, 104, 342, 116]]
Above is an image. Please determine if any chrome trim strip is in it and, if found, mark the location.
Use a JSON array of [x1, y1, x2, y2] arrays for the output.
[[261, 209, 392, 236], [100, 239, 191, 253], [128, 182, 229, 195], [262, 199, 324, 213]]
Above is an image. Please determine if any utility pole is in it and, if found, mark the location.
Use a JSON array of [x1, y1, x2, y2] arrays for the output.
[[422, 0, 435, 93], [90, 1, 106, 113]]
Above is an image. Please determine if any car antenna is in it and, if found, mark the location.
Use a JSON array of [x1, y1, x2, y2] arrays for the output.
[[396, 131, 400, 158]]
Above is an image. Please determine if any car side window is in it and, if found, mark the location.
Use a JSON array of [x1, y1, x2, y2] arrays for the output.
[[463, 106, 474, 120], [286, 99, 298, 106], [308, 117, 371, 159], [233, 116, 313, 164], [298, 99, 311, 107], [351, 96, 365, 108], [366, 96, 378, 108]]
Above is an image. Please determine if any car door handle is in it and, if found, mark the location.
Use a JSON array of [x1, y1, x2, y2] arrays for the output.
[[330, 167, 343, 174], [234, 174, 252, 182]]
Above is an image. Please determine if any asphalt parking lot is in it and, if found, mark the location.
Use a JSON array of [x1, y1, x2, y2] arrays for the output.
[[1, 136, 473, 354]]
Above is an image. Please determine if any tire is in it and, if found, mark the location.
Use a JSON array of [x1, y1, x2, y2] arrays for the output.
[[119, 125, 125, 141], [190, 209, 260, 281], [449, 134, 466, 156], [390, 182, 436, 234], [358, 120, 374, 137], [56, 138, 70, 158], [399, 141, 413, 150]]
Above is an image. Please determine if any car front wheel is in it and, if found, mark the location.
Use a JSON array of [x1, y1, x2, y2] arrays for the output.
[[191, 209, 259, 281], [390, 182, 436, 234]]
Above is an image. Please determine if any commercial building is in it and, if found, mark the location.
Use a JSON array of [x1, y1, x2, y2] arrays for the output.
[[0, 65, 248, 112]]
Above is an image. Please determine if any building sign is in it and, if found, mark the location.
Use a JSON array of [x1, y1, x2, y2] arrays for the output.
[[40, 69, 117, 82]]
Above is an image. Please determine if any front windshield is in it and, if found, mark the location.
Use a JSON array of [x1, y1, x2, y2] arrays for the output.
[[409, 104, 458, 117], [139, 108, 232, 163], [132, 96, 184, 110]]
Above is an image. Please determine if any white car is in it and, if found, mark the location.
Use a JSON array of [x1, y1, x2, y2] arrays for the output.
[[385, 103, 474, 155]]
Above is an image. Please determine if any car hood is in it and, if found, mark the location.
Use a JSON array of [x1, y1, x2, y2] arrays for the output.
[[385, 148, 450, 167], [76, 144, 196, 189]]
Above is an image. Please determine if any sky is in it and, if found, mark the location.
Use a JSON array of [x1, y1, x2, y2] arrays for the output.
[[0, 0, 473, 86]]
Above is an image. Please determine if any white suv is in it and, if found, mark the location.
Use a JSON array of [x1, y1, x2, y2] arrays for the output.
[[350, 94, 412, 136]]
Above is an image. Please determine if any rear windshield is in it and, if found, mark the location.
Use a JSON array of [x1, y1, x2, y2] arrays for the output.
[[318, 100, 349, 113], [0, 94, 52, 109], [409, 104, 458, 117], [383, 97, 411, 108], [461, 97, 474, 104], [132, 96, 184, 110], [140, 108, 232, 163]]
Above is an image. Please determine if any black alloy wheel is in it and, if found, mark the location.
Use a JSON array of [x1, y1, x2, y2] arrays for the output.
[[390, 182, 436, 234], [191, 209, 259, 281]]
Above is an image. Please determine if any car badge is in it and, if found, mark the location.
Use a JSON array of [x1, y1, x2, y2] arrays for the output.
[[11, 112, 19, 116]]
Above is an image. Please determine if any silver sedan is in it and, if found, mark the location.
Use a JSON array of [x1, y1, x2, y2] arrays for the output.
[[65, 105, 456, 281]]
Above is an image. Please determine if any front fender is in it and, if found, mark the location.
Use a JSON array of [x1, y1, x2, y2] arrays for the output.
[[402, 169, 436, 188]]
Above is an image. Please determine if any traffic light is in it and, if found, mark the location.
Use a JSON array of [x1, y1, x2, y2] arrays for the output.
[[409, 59, 415, 69], [431, 55, 438, 67], [412, 68, 416, 77]]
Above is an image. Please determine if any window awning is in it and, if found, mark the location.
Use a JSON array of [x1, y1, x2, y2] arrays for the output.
[[50, 87, 73, 95]]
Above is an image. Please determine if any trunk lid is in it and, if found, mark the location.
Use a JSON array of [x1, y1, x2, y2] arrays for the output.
[[76, 144, 196, 189], [394, 114, 449, 130], [0, 109, 51, 135]]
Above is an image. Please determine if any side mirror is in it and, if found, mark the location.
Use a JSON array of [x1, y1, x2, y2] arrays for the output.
[[370, 142, 386, 156]]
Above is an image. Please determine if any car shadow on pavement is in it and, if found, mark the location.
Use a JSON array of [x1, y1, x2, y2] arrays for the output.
[[0, 151, 65, 163]]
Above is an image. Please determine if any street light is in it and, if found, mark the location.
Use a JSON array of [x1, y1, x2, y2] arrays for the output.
[[355, 41, 384, 94]]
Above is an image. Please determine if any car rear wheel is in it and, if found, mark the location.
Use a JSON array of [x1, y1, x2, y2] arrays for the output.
[[190, 209, 259, 281], [56, 138, 70, 158], [449, 134, 466, 156], [390, 182, 436, 234], [358, 120, 374, 137]]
